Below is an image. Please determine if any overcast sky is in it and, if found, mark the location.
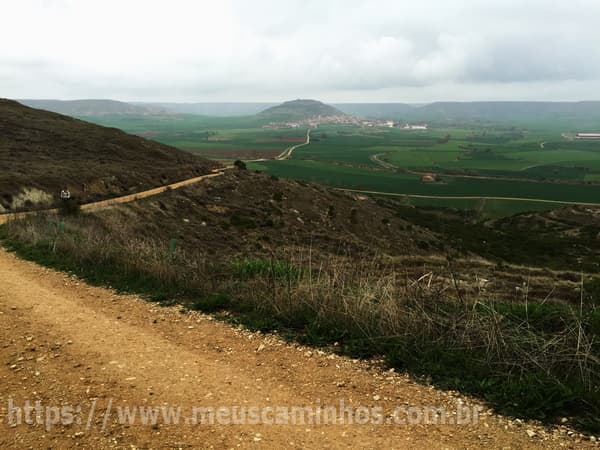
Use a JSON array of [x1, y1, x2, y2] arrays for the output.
[[2, 0, 600, 102]]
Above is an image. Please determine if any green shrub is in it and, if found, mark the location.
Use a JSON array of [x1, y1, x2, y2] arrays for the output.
[[233, 160, 247, 170], [590, 309, 600, 335], [492, 302, 573, 333], [585, 278, 600, 305], [191, 293, 231, 313], [417, 240, 430, 250], [231, 258, 298, 280]]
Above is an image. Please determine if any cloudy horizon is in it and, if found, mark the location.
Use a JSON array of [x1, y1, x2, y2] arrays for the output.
[[2, 0, 600, 103]]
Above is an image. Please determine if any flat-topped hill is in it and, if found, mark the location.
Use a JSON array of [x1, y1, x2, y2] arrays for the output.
[[258, 99, 344, 121]]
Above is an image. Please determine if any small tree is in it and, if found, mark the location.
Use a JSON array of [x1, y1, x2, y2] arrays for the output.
[[234, 160, 247, 170]]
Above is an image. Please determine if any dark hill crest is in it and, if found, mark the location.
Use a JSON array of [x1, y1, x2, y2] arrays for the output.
[[258, 99, 345, 120]]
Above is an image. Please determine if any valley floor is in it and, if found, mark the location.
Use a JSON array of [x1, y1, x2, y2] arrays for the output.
[[0, 249, 593, 448]]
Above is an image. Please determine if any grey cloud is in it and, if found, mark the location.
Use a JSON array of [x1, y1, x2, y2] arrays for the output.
[[1, 0, 600, 101]]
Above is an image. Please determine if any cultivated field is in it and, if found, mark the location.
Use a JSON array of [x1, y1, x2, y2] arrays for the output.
[[84, 114, 600, 217], [90, 114, 308, 162]]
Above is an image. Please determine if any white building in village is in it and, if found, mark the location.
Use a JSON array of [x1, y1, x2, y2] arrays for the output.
[[402, 124, 428, 130], [576, 133, 600, 139]]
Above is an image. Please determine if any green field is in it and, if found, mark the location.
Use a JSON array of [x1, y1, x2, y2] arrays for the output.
[[247, 160, 600, 217], [300, 125, 600, 182], [85, 114, 600, 218], [90, 114, 307, 159]]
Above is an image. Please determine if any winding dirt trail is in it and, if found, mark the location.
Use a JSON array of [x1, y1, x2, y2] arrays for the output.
[[368, 152, 582, 185], [275, 128, 311, 160], [335, 187, 600, 207], [0, 249, 592, 448], [370, 153, 397, 170]]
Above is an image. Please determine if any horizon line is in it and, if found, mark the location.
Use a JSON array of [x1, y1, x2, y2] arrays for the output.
[[13, 98, 600, 104]]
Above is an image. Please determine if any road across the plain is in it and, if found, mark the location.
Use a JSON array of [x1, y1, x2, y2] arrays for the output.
[[275, 128, 311, 160], [335, 187, 600, 207]]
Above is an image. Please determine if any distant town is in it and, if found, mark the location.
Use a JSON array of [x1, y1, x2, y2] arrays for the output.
[[576, 133, 600, 139], [263, 115, 428, 130]]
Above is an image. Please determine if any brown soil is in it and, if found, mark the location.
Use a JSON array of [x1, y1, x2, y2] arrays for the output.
[[85, 169, 440, 257], [0, 248, 590, 449]]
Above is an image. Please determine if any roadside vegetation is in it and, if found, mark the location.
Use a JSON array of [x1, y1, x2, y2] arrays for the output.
[[2, 214, 600, 433]]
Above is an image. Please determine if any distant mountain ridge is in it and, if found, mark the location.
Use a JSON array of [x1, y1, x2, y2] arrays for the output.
[[411, 101, 600, 120], [139, 102, 278, 116], [333, 103, 417, 118], [18, 99, 167, 117], [17, 98, 600, 124], [258, 99, 345, 121]]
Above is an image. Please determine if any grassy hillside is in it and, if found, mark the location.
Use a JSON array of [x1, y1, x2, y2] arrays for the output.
[[0, 99, 218, 212]]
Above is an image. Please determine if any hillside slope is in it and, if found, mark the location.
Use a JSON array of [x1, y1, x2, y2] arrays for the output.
[[258, 99, 345, 121], [18, 99, 166, 116], [0, 99, 218, 212], [409, 101, 600, 123], [141, 102, 277, 116], [85, 169, 440, 257], [69, 170, 596, 304]]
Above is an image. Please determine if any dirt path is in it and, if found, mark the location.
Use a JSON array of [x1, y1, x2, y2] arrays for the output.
[[367, 153, 578, 185], [335, 187, 600, 208], [0, 249, 591, 448], [276, 129, 311, 160], [0, 170, 225, 225], [370, 153, 397, 170]]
